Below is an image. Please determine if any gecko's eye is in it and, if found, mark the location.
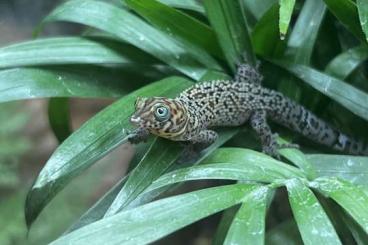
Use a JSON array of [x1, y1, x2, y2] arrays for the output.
[[154, 104, 170, 122]]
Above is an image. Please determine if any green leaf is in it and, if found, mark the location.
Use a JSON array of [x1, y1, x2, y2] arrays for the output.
[[144, 148, 304, 193], [277, 138, 317, 179], [286, 178, 341, 245], [252, 3, 285, 58], [0, 66, 140, 102], [242, 0, 277, 22], [312, 177, 368, 233], [125, 0, 223, 58], [357, 0, 368, 42], [43, 0, 221, 80], [48, 98, 72, 143], [0, 37, 158, 68], [203, 0, 256, 69], [275, 61, 368, 121], [307, 154, 368, 186], [285, 0, 326, 64], [50, 184, 259, 245], [104, 137, 182, 217], [279, 0, 296, 38], [224, 186, 269, 245], [323, 0, 366, 42], [25, 76, 193, 227], [158, 0, 205, 13], [325, 45, 368, 79], [278, 0, 326, 104], [125, 128, 240, 210]]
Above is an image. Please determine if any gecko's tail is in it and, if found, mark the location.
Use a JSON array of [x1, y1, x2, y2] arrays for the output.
[[269, 92, 368, 156]]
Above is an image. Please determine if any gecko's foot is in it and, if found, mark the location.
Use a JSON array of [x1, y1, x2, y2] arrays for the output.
[[262, 145, 281, 160], [262, 142, 299, 160], [177, 143, 201, 164], [279, 143, 299, 149], [127, 128, 150, 144]]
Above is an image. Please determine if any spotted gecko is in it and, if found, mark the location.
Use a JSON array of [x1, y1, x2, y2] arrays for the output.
[[128, 64, 368, 158]]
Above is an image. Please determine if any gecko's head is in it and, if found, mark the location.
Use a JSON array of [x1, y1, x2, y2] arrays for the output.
[[130, 97, 188, 139]]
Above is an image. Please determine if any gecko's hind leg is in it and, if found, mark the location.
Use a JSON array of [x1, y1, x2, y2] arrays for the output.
[[250, 111, 298, 159]]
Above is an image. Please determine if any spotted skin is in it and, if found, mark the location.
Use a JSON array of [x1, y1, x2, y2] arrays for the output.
[[129, 64, 368, 157]]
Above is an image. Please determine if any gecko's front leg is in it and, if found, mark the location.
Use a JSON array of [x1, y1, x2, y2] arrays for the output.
[[179, 129, 218, 162], [128, 127, 150, 144]]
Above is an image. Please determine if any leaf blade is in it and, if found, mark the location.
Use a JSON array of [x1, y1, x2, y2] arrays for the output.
[[224, 186, 269, 245], [50, 184, 259, 245], [286, 178, 341, 245], [279, 0, 296, 38]]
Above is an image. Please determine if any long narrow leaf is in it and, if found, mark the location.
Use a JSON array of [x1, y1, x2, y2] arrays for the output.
[[252, 3, 284, 58], [25, 77, 193, 227], [286, 178, 341, 245], [204, 0, 256, 69], [125, 0, 223, 58], [323, 0, 366, 42], [159, 0, 205, 13], [42, 0, 221, 80], [48, 98, 72, 143], [357, 0, 368, 42], [307, 154, 368, 186], [50, 184, 259, 245], [0, 66, 141, 102], [0, 37, 158, 68], [312, 177, 368, 233], [279, 0, 296, 38], [104, 137, 182, 217], [275, 61, 368, 121], [325, 45, 368, 79], [224, 186, 269, 245], [66, 139, 155, 233], [143, 148, 304, 194], [125, 128, 239, 210]]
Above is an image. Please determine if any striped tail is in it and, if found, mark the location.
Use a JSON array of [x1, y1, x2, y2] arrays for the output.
[[268, 92, 368, 156]]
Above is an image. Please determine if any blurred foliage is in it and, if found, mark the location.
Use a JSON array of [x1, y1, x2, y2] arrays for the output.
[[0, 102, 29, 188]]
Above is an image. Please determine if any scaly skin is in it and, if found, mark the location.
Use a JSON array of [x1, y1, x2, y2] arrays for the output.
[[129, 64, 368, 158]]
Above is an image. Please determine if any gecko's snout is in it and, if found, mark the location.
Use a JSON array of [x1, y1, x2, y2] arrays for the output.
[[130, 115, 141, 125]]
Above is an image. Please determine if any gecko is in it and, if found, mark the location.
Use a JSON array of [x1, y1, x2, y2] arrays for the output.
[[128, 64, 368, 159]]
